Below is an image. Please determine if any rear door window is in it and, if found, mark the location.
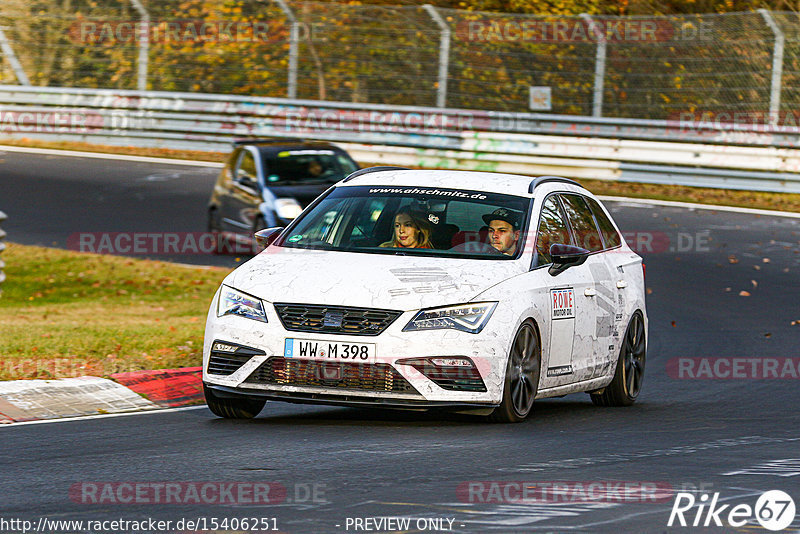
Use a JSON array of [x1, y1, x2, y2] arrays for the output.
[[559, 194, 604, 252], [585, 197, 622, 249]]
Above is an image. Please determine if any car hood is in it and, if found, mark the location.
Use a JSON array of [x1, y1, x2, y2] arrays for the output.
[[226, 247, 526, 311], [265, 183, 332, 207]]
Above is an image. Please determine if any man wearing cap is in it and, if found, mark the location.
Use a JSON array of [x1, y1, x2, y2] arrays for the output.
[[482, 208, 521, 256]]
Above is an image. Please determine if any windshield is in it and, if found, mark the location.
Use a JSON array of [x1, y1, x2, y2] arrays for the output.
[[277, 185, 531, 259], [261, 149, 358, 184]]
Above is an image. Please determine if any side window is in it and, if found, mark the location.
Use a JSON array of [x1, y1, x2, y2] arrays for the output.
[[560, 194, 604, 252], [585, 197, 622, 249], [236, 150, 258, 183], [289, 198, 353, 243], [535, 195, 572, 266], [349, 198, 389, 240]]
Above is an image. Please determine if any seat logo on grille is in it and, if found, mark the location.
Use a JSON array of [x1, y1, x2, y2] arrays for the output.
[[323, 311, 344, 328]]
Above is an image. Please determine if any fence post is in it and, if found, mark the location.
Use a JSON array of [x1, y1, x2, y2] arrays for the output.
[[580, 14, 606, 118], [423, 4, 450, 108], [0, 26, 31, 85], [759, 9, 784, 126], [0, 211, 6, 291], [129, 0, 150, 91], [274, 0, 299, 99]]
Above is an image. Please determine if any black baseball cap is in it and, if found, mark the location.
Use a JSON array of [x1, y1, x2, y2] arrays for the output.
[[482, 208, 521, 228]]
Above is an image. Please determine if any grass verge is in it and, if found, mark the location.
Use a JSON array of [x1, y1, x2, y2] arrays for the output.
[[3, 137, 800, 213], [0, 243, 229, 380]]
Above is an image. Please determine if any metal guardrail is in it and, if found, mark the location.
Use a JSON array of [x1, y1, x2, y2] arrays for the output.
[[3, 85, 800, 193], [0, 210, 6, 290]]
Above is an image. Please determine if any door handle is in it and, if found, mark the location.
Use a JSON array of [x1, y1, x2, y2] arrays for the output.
[[584, 287, 597, 297], [616, 280, 628, 289]]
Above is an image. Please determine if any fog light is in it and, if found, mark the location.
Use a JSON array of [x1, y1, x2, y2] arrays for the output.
[[396, 357, 486, 392], [212, 342, 237, 353], [430, 357, 473, 367]]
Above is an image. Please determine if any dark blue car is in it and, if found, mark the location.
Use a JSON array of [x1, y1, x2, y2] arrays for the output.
[[207, 139, 359, 240]]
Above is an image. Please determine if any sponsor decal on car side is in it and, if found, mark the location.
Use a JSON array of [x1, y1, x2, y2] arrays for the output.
[[551, 288, 575, 320], [546, 365, 573, 377]]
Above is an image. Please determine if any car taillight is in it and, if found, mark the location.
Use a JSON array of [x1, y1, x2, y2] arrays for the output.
[[642, 262, 646, 280]]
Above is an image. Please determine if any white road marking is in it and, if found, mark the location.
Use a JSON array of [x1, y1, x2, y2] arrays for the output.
[[723, 458, 800, 477], [599, 195, 800, 219], [502, 436, 800, 472], [0, 144, 224, 167], [0, 405, 207, 428]]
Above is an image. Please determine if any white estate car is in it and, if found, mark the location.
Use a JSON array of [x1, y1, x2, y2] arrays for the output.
[[203, 168, 647, 423]]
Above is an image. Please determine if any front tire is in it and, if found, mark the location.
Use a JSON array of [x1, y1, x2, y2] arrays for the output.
[[207, 208, 226, 255], [490, 321, 541, 423], [591, 311, 646, 407], [204, 384, 266, 419]]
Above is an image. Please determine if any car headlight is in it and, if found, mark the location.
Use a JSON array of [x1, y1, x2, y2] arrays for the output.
[[217, 285, 268, 323], [274, 198, 303, 220], [403, 302, 497, 334]]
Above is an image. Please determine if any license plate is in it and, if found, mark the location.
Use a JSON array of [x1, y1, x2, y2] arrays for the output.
[[283, 338, 376, 363]]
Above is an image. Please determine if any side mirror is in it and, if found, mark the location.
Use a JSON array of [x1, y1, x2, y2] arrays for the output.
[[236, 174, 259, 193], [254, 227, 284, 249], [548, 243, 590, 276]]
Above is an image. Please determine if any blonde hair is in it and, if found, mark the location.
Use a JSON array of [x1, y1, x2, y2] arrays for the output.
[[380, 209, 433, 249]]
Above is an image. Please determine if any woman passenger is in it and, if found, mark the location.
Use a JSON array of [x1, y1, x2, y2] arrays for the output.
[[379, 209, 433, 249]]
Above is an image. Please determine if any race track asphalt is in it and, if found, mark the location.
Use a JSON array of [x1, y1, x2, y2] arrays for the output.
[[1, 149, 799, 533]]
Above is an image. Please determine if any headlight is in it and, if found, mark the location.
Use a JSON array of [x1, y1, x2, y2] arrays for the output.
[[274, 198, 303, 220], [217, 285, 268, 323], [403, 302, 497, 334]]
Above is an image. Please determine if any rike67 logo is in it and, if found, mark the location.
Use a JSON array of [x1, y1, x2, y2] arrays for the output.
[[668, 490, 796, 531]]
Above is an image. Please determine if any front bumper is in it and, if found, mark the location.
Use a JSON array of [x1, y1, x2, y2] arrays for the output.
[[204, 383, 498, 410], [203, 293, 512, 407]]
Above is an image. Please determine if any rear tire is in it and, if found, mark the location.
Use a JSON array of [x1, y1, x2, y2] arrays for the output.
[[591, 311, 646, 407], [489, 321, 541, 423], [204, 384, 265, 419]]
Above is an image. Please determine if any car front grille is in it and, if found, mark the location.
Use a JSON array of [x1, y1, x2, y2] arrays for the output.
[[244, 357, 417, 394], [273, 303, 402, 336]]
